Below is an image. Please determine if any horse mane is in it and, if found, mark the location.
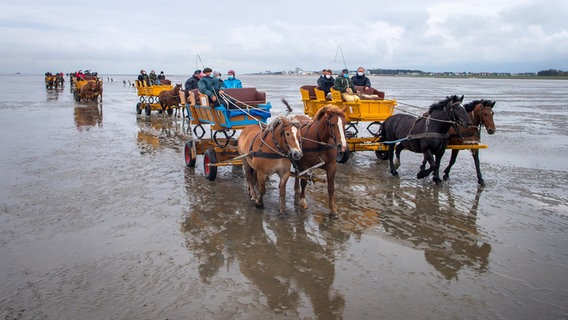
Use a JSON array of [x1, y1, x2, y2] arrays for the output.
[[266, 115, 298, 131], [316, 104, 345, 120], [428, 95, 463, 113], [463, 99, 496, 112]]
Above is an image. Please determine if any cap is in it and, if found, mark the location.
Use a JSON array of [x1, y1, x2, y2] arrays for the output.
[[341, 69, 349, 73], [193, 69, 201, 75], [203, 67, 213, 73], [213, 70, 221, 77], [228, 70, 235, 75]]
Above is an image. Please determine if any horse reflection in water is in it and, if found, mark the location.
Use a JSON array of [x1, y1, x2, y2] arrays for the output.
[[382, 183, 491, 280], [135, 116, 186, 153], [74, 103, 103, 131], [181, 171, 345, 319]]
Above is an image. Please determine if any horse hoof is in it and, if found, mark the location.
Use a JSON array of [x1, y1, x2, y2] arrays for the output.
[[443, 174, 449, 181], [329, 213, 339, 219], [417, 171, 428, 179], [391, 170, 399, 176], [299, 198, 308, 209], [433, 178, 442, 185]]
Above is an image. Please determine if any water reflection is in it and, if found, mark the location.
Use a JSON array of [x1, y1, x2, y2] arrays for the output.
[[74, 103, 103, 131], [382, 183, 491, 280], [135, 116, 188, 153], [181, 171, 345, 319], [46, 87, 64, 101]]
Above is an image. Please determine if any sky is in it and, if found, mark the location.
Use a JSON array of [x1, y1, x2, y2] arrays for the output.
[[1, 0, 567, 75]]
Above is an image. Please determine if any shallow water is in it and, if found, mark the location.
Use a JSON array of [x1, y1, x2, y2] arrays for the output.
[[0, 74, 567, 319]]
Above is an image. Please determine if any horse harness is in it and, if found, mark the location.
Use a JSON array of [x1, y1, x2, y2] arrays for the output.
[[300, 113, 342, 153], [248, 121, 300, 160]]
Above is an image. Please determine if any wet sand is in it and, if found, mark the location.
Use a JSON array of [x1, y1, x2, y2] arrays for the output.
[[0, 75, 567, 319]]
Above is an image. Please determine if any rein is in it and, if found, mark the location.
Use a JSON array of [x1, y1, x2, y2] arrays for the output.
[[249, 121, 298, 159], [300, 113, 340, 152]]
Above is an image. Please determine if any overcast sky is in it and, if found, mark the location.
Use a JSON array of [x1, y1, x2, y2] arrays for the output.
[[1, 0, 566, 75]]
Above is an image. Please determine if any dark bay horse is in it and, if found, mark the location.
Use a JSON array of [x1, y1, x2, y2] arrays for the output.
[[379, 95, 471, 184], [158, 84, 182, 116], [237, 115, 303, 215], [293, 105, 347, 218], [443, 99, 496, 186]]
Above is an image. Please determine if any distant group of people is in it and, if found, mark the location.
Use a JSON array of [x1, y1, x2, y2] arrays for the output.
[[138, 70, 166, 85], [317, 67, 378, 101], [72, 70, 98, 81]]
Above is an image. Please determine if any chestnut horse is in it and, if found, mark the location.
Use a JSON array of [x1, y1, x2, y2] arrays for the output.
[[158, 84, 182, 116], [443, 99, 496, 186], [238, 115, 303, 215], [293, 105, 347, 218], [78, 80, 103, 102], [379, 95, 471, 184]]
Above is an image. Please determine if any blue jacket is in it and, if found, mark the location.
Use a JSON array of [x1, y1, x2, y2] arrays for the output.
[[223, 78, 243, 88]]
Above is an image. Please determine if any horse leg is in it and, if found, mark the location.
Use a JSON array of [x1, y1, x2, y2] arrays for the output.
[[432, 150, 445, 185], [394, 144, 404, 169], [443, 150, 459, 181], [278, 171, 291, 215], [388, 145, 398, 176], [417, 150, 435, 179], [242, 160, 257, 201], [298, 178, 309, 210], [326, 164, 338, 218], [255, 171, 268, 208], [472, 149, 485, 186]]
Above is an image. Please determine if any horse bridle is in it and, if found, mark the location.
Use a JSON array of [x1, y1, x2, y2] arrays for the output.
[[251, 120, 301, 159], [301, 113, 344, 151]]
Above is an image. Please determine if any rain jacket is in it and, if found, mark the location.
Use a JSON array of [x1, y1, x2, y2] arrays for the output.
[[351, 74, 371, 87], [334, 76, 356, 93], [223, 78, 243, 88], [198, 75, 222, 99]]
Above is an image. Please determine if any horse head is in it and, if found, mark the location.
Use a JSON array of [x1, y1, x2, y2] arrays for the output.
[[316, 105, 347, 152], [173, 83, 182, 94], [480, 100, 496, 135], [271, 116, 303, 161], [444, 95, 471, 127]]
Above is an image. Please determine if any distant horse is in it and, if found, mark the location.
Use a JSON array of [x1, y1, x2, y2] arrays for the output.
[[238, 115, 303, 215], [293, 105, 347, 218], [158, 84, 182, 116], [78, 80, 103, 102], [379, 95, 471, 184], [443, 99, 496, 186]]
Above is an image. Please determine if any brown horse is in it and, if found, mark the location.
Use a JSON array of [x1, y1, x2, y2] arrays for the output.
[[78, 80, 103, 102], [443, 99, 496, 186], [237, 115, 303, 215], [293, 105, 347, 218], [158, 84, 182, 116]]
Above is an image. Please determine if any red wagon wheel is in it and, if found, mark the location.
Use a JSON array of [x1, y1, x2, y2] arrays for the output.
[[203, 148, 218, 181], [184, 140, 197, 167]]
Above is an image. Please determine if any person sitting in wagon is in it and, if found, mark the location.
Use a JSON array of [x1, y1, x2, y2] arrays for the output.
[[198, 68, 225, 107], [222, 70, 243, 88], [334, 69, 359, 101], [317, 68, 334, 99]]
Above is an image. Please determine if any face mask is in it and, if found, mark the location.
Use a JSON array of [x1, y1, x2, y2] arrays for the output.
[[357, 72, 364, 76], [228, 75, 234, 80], [325, 75, 331, 79], [343, 73, 349, 78]]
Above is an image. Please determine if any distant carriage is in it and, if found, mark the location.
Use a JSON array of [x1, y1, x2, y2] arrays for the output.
[[134, 79, 180, 116]]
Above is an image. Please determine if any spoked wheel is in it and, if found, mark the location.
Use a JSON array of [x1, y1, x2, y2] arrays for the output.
[[184, 140, 197, 167], [375, 150, 389, 160], [336, 145, 351, 163], [136, 102, 142, 114], [203, 148, 218, 181], [145, 103, 151, 116]]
